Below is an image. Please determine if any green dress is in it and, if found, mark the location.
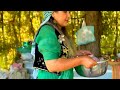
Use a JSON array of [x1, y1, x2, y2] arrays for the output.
[[35, 25, 74, 79]]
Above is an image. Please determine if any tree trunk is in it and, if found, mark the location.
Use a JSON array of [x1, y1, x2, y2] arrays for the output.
[[113, 11, 118, 57], [78, 11, 102, 57]]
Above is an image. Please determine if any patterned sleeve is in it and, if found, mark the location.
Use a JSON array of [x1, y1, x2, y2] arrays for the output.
[[35, 25, 61, 60]]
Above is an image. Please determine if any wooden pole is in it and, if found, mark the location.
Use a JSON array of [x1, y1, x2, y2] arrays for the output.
[[109, 61, 120, 79]]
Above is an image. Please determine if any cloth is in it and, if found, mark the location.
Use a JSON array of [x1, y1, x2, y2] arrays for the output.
[[35, 24, 74, 79], [33, 11, 53, 41], [40, 11, 53, 26]]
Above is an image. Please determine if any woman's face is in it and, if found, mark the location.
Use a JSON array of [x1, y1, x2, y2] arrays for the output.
[[52, 11, 70, 27]]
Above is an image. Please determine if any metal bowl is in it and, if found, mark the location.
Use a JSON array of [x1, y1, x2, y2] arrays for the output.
[[81, 59, 108, 77]]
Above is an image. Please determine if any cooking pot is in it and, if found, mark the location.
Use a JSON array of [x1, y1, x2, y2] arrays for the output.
[[75, 55, 109, 77]]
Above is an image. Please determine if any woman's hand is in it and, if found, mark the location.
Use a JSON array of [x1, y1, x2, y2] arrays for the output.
[[78, 55, 97, 68]]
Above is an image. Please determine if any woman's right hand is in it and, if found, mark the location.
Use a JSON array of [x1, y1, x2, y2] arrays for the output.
[[78, 56, 97, 69]]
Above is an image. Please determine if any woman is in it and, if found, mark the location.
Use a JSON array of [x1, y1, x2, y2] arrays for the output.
[[33, 11, 97, 79]]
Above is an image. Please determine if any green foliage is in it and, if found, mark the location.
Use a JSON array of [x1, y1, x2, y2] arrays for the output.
[[101, 11, 120, 55], [0, 11, 43, 70]]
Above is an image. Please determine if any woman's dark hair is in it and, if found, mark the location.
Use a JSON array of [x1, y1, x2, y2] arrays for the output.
[[49, 16, 54, 23]]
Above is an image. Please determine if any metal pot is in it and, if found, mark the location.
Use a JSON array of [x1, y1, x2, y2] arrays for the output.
[[81, 59, 108, 77]]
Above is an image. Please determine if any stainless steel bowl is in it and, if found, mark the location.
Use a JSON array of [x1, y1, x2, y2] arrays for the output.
[[80, 59, 108, 77]]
